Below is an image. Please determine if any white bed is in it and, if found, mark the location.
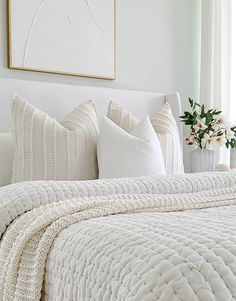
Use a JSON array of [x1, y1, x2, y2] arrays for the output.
[[1, 79, 236, 301], [1, 173, 236, 301], [0, 77, 182, 187]]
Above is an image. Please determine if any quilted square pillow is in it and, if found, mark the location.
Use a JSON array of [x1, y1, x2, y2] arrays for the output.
[[11, 94, 99, 183], [107, 101, 184, 174], [97, 116, 166, 178]]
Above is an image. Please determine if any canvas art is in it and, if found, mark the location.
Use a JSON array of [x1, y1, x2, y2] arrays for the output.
[[8, 0, 115, 79]]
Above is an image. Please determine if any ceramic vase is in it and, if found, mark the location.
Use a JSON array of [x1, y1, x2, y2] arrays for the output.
[[190, 148, 215, 173], [230, 148, 236, 169]]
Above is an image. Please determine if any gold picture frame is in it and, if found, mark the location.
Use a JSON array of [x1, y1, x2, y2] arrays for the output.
[[7, 0, 116, 80]]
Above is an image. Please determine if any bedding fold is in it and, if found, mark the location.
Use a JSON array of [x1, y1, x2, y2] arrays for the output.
[[2, 172, 236, 301], [1, 184, 236, 300], [1, 172, 236, 238]]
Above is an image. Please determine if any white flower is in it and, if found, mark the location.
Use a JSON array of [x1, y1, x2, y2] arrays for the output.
[[185, 135, 196, 145], [212, 135, 227, 147], [194, 121, 207, 132], [201, 133, 212, 149], [215, 115, 224, 124], [212, 124, 220, 132], [225, 126, 235, 140], [226, 130, 235, 140]]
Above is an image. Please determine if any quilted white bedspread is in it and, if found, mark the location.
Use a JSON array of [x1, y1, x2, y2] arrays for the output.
[[1, 173, 236, 301]]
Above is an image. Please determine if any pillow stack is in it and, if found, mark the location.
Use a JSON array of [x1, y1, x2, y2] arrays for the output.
[[11, 94, 184, 183], [106, 101, 184, 175]]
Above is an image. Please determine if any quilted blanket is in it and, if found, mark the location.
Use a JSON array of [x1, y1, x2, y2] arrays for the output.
[[1, 172, 236, 301]]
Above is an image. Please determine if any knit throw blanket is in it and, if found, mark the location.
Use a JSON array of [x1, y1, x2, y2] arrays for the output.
[[1, 172, 236, 301]]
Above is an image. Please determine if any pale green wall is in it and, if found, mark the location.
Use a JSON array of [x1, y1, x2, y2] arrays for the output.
[[0, 0, 201, 101], [0, 0, 202, 171]]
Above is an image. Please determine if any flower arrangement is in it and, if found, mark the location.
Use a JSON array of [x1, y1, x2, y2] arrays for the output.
[[180, 98, 236, 150], [226, 125, 236, 149]]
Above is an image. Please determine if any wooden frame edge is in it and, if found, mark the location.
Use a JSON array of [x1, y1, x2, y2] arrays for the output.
[[7, 0, 116, 81]]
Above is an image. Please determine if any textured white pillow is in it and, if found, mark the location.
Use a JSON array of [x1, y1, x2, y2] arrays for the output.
[[11, 94, 99, 183], [107, 101, 184, 174], [97, 116, 165, 178]]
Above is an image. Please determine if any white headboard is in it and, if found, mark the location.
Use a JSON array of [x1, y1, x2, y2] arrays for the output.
[[0, 77, 182, 186]]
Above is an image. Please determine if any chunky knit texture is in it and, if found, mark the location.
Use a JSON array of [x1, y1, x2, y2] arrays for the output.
[[1, 172, 236, 238], [1, 173, 236, 300], [11, 94, 99, 183]]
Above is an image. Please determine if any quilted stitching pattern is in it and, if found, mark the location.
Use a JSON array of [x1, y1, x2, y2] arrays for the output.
[[1, 172, 236, 238], [2, 189, 236, 300], [45, 206, 236, 301], [1, 173, 236, 300]]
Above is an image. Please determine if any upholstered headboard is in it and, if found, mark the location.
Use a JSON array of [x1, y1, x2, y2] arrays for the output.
[[0, 77, 182, 186]]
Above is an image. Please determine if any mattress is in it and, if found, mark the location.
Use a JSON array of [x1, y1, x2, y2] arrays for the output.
[[1, 173, 236, 301]]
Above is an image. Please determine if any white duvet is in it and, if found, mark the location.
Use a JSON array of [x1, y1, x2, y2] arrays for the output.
[[1, 173, 236, 301]]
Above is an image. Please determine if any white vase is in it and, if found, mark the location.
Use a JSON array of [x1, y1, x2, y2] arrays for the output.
[[190, 148, 215, 173], [230, 148, 236, 169]]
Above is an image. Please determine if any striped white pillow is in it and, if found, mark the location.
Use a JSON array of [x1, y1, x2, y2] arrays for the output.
[[11, 94, 99, 183], [107, 101, 184, 174]]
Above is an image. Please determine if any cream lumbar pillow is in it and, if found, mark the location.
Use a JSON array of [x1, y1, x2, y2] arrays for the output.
[[97, 116, 166, 178], [11, 94, 99, 183], [107, 101, 184, 174]]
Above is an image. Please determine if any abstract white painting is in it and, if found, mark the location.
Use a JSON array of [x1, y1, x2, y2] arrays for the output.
[[8, 0, 115, 79]]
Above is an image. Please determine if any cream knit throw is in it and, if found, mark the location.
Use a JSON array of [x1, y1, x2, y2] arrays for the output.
[[1, 185, 236, 301], [1, 172, 236, 238]]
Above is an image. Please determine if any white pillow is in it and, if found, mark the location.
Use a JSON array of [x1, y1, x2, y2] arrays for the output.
[[11, 94, 99, 183], [107, 101, 184, 174], [97, 116, 166, 178]]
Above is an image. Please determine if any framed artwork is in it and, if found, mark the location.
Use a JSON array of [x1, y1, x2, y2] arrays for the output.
[[7, 0, 116, 79]]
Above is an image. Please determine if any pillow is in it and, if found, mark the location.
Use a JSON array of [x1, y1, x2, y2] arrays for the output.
[[107, 101, 184, 174], [97, 116, 166, 178], [11, 94, 99, 183]]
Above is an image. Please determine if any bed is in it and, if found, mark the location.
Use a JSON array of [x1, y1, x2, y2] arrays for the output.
[[1, 78, 236, 301]]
